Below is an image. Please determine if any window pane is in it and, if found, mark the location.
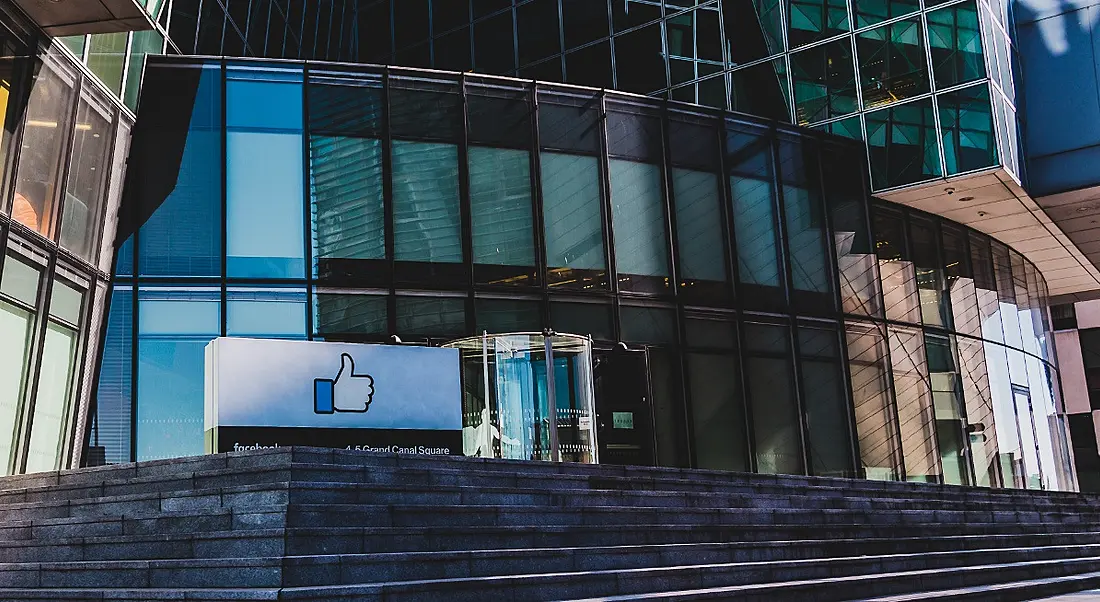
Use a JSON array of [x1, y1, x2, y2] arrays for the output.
[[790, 38, 857, 125], [562, 0, 609, 50], [823, 146, 879, 316], [395, 296, 467, 337], [474, 10, 516, 74], [49, 281, 83, 324], [609, 159, 670, 293], [474, 298, 542, 333], [730, 59, 791, 122], [743, 322, 803, 475], [1, 257, 40, 306], [889, 325, 940, 482], [25, 322, 78, 473], [136, 288, 219, 461], [866, 97, 942, 189], [797, 326, 854, 478], [620, 306, 676, 345], [517, 0, 561, 66], [788, 0, 849, 49], [873, 205, 921, 323], [87, 33, 127, 95], [853, 0, 919, 28], [857, 19, 929, 109], [687, 353, 748, 471], [673, 168, 728, 285], [541, 152, 607, 289], [928, 0, 984, 89], [0, 300, 33, 474], [392, 141, 463, 264], [227, 288, 307, 339], [139, 65, 222, 277], [614, 23, 666, 95], [910, 215, 950, 328], [470, 147, 536, 284], [314, 293, 387, 337], [94, 286, 132, 465], [926, 333, 972, 485], [728, 128, 783, 299], [939, 84, 997, 175], [310, 136, 386, 282], [125, 30, 165, 110], [549, 301, 613, 340], [957, 335, 1001, 487], [14, 60, 76, 237], [722, 0, 784, 63], [845, 321, 902, 480], [778, 137, 833, 306], [60, 95, 114, 262]]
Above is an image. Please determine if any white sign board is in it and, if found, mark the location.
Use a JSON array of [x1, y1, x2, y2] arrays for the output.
[[204, 337, 462, 454]]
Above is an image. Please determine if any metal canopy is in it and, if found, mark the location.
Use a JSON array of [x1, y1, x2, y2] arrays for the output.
[[14, 0, 152, 36]]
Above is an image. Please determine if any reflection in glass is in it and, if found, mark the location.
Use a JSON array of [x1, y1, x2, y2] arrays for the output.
[[743, 322, 803, 475], [392, 141, 463, 264], [226, 69, 305, 278], [866, 97, 942, 189], [136, 288, 220, 461], [873, 205, 920, 322], [799, 326, 855, 477], [310, 136, 386, 280], [688, 353, 748, 471], [14, 60, 76, 237], [791, 38, 858, 124], [824, 147, 880, 316], [853, 0, 920, 28], [474, 298, 542, 334], [609, 160, 670, 293], [778, 138, 833, 306], [910, 215, 950, 328], [845, 321, 902, 480], [470, 147, 537, 284], [227, 288, 307, 339], [395, 296, 466, 337], [939, 84, 997, 175], [60, 95, 113, 262], [927, 1, 984, 89], [730, 59, 791, 122], [673, 168, 728, 293], [541, 152, 607, 289], [889, 325, 940, 482], [87, 33, 127, 95], [125, 30, 165, 109], [314, 293, 387, 337], [926, 334, 972, 486], [728, 128, 782, 299], [722, 0, 784, 64], [0, 298, 33, 474], [788, 0, 848, 48], [25, 322, 78, 473], [857, 19, 929, 109]]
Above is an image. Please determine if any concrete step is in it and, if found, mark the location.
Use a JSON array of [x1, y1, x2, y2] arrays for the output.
[[856, 571, 1100, 600], [0, 506, 288, 543]]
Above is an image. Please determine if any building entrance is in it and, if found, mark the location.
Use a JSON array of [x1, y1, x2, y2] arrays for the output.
[[593, 348, 656, 466]]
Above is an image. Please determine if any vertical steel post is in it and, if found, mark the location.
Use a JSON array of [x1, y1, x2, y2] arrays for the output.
[[545, 331, 560, 462]]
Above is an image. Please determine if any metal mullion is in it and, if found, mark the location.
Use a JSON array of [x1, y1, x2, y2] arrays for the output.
[[596, 92, 620, 340], [382, 68, 397, 336], [47, 70, 83, 247], [58, 280, 94, 469], [659, 104, 679, 305], [735, 315, 760, 474], [118, 32, 135, 105], [219, 60, 228, 336], [302, 63, 314, 339], [458, 74, 474, 335], [530, 82, 549, 319], [921, 10, 949, 178], [14, 251, 56, 474]]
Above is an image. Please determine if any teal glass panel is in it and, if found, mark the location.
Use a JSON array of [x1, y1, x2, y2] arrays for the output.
[[609, 159, 670, 293], [727, 129, 781, 289], [857, 18, 929, 109], [310, 136, 386, 264], [59, 36, 86, 59], [721, 0, 785, 64], [672, 168, 727, 284], [314, 294, 388, 336], [866, 97, 942, 189], [787, 0, 849, 48], [540, 152, 607, 288], [791, 37, 858, 125], [816, 115, 864, 140], [939, 84, 998, 175], [48, 281, 83, 325], [125, 30, 165, 110], [853, 0, 920, 28], [928, 1, 985, 89], [778, 138, 832, 298], [469, 147, 536, 269], [392, 140, 463, 264], [87, 33, 127, 95]]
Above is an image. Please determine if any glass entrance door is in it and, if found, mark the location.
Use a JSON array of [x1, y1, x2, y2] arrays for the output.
[[594, 348, 655, 466]]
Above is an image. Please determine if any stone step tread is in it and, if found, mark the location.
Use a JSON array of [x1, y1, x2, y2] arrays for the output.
[[10, 540, 1100, 571], [0, 588, 280, 601], [275, 553, 1100, 598], [852, 570, 1100, 600]]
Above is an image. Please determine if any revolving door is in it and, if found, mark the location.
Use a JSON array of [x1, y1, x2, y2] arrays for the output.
[[443, 332, 598, 463]]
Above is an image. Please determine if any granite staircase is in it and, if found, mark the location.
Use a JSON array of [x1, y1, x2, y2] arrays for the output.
[[0, 447, 1095, 600]]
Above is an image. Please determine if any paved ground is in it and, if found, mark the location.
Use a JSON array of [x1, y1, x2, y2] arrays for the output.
[[1039, 591, 1100, 600]]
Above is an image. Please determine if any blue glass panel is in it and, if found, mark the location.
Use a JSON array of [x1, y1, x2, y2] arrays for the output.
[[139, 66, 222, 277], [94, 286, 132, 465], [136, 288, 219, 461], [227, 288, 308, 338]]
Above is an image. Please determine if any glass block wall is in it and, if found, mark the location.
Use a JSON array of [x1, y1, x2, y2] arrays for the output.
[[164, 0, 1020, 191], [93, 55, 1075, 492]]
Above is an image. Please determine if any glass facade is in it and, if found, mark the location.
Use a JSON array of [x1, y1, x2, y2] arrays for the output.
[[96, 56, 1072, 491], [0, 16, 133, 474], [172, 0, 1018, 191]]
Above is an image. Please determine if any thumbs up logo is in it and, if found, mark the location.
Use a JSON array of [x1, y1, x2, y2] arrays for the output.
[[314, 353, 375, 414]]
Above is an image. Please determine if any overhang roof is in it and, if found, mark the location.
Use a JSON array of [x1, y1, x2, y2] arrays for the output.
[[14, 0, 152, 36]]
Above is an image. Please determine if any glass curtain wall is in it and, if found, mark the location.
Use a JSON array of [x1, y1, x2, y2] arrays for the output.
[[101, 58, 1070, 491]]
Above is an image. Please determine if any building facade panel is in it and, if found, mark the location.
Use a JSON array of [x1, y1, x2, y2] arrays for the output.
[[91, 55, 1076, 491]]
